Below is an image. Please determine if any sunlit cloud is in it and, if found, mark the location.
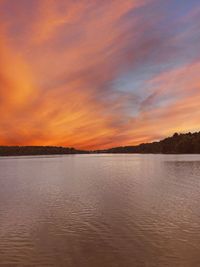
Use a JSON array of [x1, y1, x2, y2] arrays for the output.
[[0, 0, 200, 149]]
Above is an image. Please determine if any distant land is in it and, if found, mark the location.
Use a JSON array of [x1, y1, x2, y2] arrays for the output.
[[0, 132, 200, 156], [96, 131, 200, 154], [0, 146, 88, 156]]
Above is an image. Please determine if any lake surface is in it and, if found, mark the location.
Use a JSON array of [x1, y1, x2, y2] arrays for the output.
[[0, 154, 200, 267]]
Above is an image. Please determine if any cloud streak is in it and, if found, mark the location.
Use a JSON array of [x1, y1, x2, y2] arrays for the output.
[[0, 0, 200, 149]]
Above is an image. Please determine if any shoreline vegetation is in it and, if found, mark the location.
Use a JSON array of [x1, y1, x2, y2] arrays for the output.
[[0, 131, 200, 156]]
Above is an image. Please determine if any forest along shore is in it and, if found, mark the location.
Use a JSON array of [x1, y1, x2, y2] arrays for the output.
[[0, 131, 200, 156]]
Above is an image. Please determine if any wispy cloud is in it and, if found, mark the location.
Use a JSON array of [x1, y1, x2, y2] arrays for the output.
[[0, 0, 200, 149]]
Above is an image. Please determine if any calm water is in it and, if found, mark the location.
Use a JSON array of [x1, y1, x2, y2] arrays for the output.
[[0, 154, 200, 267]]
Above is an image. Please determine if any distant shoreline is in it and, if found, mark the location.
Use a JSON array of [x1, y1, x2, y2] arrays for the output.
[[1, 153, 200, 158], [1, 131, 200, 156]]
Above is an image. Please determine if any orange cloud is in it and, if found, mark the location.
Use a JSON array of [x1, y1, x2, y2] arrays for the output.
[[0, 0, 200, 149], [122, 62, 200, 147]]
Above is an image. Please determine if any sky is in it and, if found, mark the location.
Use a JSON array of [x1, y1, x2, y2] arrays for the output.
[[0, 0, 200, 149]]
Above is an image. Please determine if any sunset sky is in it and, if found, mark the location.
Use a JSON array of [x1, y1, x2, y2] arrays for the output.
[[0, 0, 200, 149]]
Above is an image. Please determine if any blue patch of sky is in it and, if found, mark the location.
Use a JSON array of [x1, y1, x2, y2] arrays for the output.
[[103, 0, 200, 118], [114, 0, 200, 96]]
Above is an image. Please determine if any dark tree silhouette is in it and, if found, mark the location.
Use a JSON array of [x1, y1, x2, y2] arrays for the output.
[[0, 146, 88, 156], [95, 132, 200, 154], [1, 132, 200, 156]]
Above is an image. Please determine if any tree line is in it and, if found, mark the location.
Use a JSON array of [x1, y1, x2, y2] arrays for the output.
[[96, 132, 200, 154], [0, 146, 88, 156], [0, 132, 200, 156]]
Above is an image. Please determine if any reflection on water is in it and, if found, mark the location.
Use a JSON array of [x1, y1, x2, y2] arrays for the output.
[[0, 154, 200, 266]]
